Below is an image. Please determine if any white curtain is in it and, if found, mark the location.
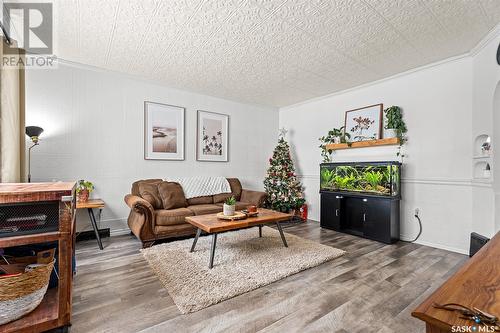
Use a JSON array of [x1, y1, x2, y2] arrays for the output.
[[0, 37, 25, 183]]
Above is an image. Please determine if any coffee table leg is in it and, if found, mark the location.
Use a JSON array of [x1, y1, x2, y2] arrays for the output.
[[276, 222, 288, 247], [209, 233, 218, 269], [259, 225, 262, 238], [190, 228, 202, 252]]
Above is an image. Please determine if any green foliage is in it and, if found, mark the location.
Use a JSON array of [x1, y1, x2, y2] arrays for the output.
[[264, 137, 305, 212], [384, 106, 407, 143], [224, 196, 236, 206], [320, 168, 336, 187], [320, 164, 399, 196], [334, 174, 356, 189], [76, 180, 94, 194], [363, 171, 383, 188], [318, 126, 351, 162]]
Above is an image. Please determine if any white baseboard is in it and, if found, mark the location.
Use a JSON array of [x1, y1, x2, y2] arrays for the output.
[[400, 237, 468, 255]]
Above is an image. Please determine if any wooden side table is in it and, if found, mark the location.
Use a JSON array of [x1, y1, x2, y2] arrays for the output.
[[76, 199, 105, 250]]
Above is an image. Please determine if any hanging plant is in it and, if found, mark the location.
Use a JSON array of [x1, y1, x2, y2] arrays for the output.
[[318, 126, 351, 162]]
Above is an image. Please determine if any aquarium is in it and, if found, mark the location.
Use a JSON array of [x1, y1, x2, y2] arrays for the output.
[[320, 161, 401, 197]]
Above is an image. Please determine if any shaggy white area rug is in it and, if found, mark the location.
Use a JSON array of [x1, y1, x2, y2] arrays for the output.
[[141, 226, 345, 314]]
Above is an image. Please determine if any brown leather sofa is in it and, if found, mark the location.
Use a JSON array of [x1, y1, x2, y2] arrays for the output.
[[124, 178, 267, 248]]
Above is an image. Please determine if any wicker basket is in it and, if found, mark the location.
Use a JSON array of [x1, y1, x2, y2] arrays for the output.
[[0, 259, 55, 325]]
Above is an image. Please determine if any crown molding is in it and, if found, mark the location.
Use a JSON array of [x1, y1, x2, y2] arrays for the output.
[[54, 58, 277, 111], [279, 53, 471, 111], [281, 24, 500, 111], [469, 23, 500, 56]]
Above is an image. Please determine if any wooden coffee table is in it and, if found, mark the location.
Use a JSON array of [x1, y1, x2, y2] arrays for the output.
[[185, 208, 292, 268]]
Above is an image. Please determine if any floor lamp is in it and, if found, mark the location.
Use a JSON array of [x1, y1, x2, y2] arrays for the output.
[[25, 126, 44, 183]]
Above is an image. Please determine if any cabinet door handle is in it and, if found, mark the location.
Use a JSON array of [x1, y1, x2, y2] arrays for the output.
[[336, 196, 343, 199], [363, 213, 366, 222], [335, 209, 339, 216]]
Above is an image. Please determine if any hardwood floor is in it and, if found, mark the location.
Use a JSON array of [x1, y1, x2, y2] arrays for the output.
[[71, 222, 466, 333]]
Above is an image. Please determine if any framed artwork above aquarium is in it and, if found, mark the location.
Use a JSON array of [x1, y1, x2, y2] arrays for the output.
[[344, 104, 383, 142], [144, 101, 185, 160], [196, 110, 229, 162]]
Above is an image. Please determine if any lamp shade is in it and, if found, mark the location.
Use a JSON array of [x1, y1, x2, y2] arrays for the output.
[[25, 126, 44, 138]]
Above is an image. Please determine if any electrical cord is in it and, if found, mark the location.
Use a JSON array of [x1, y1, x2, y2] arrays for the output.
[[406, 213, 423, 243]]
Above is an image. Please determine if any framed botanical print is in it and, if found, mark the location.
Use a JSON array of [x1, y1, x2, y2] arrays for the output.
[[344, 104, 383, 142], [144, 101, 185, 160], [197, 110, 229, 162]]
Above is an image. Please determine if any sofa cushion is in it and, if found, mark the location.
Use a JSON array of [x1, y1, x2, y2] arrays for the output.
[[187, 195, 213, 205], [228, 178, 242, 200], [158, 182, 188, 209], [154, 208, 193, 226], [215, 201, 252, 211], [131, 179, 162, 196], [137, 182, 163, 209], [187, 204, 222, 215], [213, 178, 243, 203]]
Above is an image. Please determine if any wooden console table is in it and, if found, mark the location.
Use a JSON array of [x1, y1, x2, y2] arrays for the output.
[[0, 182, 76, 333], [412, 231, 499, 332]]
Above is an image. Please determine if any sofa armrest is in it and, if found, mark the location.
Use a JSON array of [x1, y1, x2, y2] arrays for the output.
[[124, 194, 155, 245], [240, 189, 267, 207], [125, 194, 154, 213]]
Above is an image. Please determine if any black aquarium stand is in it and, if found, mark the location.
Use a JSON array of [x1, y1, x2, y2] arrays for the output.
[[320, 191, 400, 244]]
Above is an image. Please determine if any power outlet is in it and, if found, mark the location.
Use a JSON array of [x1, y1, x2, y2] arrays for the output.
[[414, 208, 420, 217]]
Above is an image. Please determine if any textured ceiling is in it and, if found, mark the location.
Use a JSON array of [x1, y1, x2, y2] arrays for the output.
[[51, 1, 500, 106]]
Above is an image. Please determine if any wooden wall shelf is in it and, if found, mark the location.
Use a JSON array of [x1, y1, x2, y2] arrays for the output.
[[325, 137, 400, 151]]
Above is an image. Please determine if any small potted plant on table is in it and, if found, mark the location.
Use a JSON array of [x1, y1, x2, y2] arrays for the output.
[[76, 180, 94, 202], [223, 196, 236, 216]]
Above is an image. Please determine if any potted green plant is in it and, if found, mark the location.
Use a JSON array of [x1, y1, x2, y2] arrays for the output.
[[318, 126, 351, 162], [384, 106, 407, 141], [76, 180, 94, 202], [223, 196, 236, 216]]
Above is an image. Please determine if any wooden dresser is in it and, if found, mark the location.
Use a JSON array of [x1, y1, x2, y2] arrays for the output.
[[0, 182, 76, 333], [412, 231, 499, 333]]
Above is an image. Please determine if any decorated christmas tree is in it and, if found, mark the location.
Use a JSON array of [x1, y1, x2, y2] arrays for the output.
[[264, 128, 305, 212]]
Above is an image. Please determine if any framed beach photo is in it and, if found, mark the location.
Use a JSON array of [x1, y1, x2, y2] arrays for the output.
[[144, 101, 185, 160], [197, 110, 229, 162], [344, 104, 383, 142]]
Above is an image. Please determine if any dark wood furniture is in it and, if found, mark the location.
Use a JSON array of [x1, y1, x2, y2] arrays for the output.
[[185, 208, 292, 268], [0, 182, 76, 333], [320, 191, 400, 244], [76, 199, 105, 250], [412, 231, 500, 333]]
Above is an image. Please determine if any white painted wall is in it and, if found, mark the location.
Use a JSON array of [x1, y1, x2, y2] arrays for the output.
[[25, 62, 278, 232], [470, 29, 500, 235], [280, 57, 477, 254]]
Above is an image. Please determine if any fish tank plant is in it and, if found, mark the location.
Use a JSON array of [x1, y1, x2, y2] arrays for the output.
[[320, 161, 401, 197]]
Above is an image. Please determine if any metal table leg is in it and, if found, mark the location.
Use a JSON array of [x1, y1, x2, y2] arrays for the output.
[[259, 225, 262, 238], [88, 208, 103, 250], [209, 233, 218, 269], [191, 228, 202, 252], [276, 222, 288, 247]]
